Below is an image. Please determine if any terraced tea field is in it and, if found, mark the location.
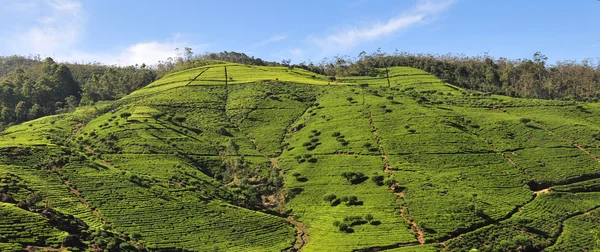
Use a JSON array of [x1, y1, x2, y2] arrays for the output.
[[1, 63, 600, 251]]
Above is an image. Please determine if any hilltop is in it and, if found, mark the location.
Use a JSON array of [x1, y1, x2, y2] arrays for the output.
[[1, 62, 600, 251]]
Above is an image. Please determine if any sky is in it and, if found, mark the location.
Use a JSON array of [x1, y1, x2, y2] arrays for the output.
[[0, 0, 598, 66]]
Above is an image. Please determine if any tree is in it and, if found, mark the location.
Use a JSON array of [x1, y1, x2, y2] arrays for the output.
[[520, 118, 532, 124], [28, 104, 42, 120], [1, 106, 14, 122], [184, 47, 193, 61], [65, 95, 78, 111], [323, 194, 337, 204], [292, 172, 302, 181], [341, 172, 366, 184], [14, 101, 28, 122]]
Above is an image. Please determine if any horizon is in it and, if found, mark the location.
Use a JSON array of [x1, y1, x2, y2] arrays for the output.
[[0, 0, 599, 66]]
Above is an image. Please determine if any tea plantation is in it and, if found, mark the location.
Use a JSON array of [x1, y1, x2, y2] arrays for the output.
[[1, 63, 600, 251]]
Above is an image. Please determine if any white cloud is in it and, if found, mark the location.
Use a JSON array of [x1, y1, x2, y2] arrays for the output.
[[1, 0, 206, 66], [290, 48, 304, 56], [253, 35, 287, 47], [59, 40, 208, 66], [4, 0, 85, 55], [311, 0, 456, 53]]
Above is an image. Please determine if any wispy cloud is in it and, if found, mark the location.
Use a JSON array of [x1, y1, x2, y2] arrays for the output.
[[289, 48, 304, 56], [1, 0, 206, 66], [61, 36, 208, 66], [4, 0, 85, 56], [311, 0, 456, 53], [253, 35, 288, 47]]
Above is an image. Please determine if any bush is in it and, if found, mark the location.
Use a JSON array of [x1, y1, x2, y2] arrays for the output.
[[384, 178, 397, 187], [343, 215, 363, 225], [331, 132, 341, 137], [365, 214, 373, 222], [174, 116, 186, 123], [371, 175, 384, 186], [520, 118, 532, 124], [216, 127, 231, 136], [120, 112, 132, 118], [338, 222, 348, 232], [341, 172, 367, 184], [323, 194, 337, 203]]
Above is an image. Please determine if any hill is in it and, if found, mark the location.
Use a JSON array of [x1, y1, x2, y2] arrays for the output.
[[1, 63, 600, 251]]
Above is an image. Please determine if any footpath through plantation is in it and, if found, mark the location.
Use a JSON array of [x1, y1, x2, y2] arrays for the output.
[[1, 62, 600, 251]]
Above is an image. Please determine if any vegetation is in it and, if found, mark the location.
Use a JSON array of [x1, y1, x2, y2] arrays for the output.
[[0, 55, 156, 130], [2, 58, 600, 251]]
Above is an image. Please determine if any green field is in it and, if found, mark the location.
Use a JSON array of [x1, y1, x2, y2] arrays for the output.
[[1, 63, 600, 251]]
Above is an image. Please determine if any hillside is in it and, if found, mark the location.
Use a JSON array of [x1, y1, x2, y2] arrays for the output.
[[1, 63, 600, 251]]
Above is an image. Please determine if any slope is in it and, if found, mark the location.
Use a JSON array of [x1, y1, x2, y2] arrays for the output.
[[1, 63, 600, 251]]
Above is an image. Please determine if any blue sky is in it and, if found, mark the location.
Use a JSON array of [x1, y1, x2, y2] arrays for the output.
[[0, 0, 598, 65]]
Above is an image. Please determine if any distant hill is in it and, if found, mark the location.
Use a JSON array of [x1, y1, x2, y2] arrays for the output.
[[1, 63, 600, 251]]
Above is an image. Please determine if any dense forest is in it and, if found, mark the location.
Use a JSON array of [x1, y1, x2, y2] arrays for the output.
[[0, 56, 156, 129], [297, 50, 600, 102]]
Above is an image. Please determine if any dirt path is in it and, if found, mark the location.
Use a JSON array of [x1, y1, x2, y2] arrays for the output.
[[574, 144, 600, 163], [535, 188, 551, 195], [367, 105, 425, 244], [63, 179, 105, 223], [288, 216, 310, 251], [24, 245, 62, 252]]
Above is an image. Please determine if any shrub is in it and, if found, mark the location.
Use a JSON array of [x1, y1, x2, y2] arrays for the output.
[[216, 127, 231, 136], [307, 157, 318, 163], [371, 175, 384, 186], [343, 215, 363, 225], [120, 112, 132, 118], [341, 172, 367, 184], [338, 223, 348, 232], [323, 194, 337, 203], [331, 132, 341, 137], [520, 118, 532, 124], [365, 214, 373, 222], [384, 178, 397, 187], [346, 97, 353, 102]]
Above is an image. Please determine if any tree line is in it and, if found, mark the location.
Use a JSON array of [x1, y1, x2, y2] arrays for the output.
[[156, 49, 282, 78], [2, 49, 600, 130], [0, 56, 156, 129], [295, 50, 600, 102]]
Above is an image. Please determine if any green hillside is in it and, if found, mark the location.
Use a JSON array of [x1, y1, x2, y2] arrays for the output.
[[1, 63, 600, 251]]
